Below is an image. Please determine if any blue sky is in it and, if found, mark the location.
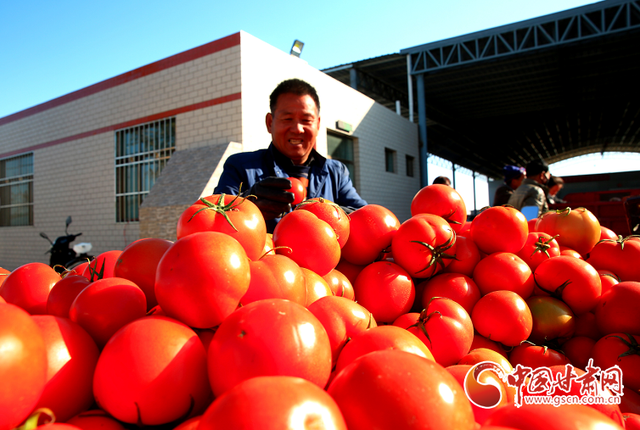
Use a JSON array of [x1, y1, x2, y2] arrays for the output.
[[3, 0, 637, 175]]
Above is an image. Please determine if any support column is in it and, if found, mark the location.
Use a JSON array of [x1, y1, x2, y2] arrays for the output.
[[417, 73, 428, 188]]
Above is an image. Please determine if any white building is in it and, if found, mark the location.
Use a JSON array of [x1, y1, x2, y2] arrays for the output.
[[0, 31, 419, 270]]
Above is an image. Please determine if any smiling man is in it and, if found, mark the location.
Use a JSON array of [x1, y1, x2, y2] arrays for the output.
[[214, 79, 367, 230]]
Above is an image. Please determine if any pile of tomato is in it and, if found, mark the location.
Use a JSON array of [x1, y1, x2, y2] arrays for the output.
[[1, 184, 640, 430]]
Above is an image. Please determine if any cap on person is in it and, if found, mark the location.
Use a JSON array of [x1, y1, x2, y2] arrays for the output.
[[503, 165, 526, 182]]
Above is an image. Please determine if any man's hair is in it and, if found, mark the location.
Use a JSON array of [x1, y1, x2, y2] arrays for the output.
[[525, 159, 549, 177], [432, 176, 451, 186], [270, 79, 320, 114]]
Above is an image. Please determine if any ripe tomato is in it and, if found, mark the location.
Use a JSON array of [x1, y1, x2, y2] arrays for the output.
[[341, 204, 400, 266], [573, 311, 601, 340], [32, 315, 100, 422], [93, 316, 212, 425], [473, 252, 535, 298], [600, 226, 619, 241], [207, 298, 332, 397], [410, 184, 468, 233], [458, 347, 514, 374], [328, 349, 476, 430], [82, 250, 122, 281], [0, 303, 48, 430], [418, 272, 481, 316], [536, 207, 601, 256], [594, 281, 640, 336], [526, 295, 575, 344], [352, 261, 415, 323], [391, 213, 457, 278], [469, 334, 510, 358], [243, 254, 306, 306], [592, 333, 640, 393], [471, 290, 533, 347], [562, 336, 596, 370], [66, 410, 127, 430], [599, 269, 620, 297], [296, 198, 350, 248], [69, 277, 147, 348], [155, 231, 251, 329], [322, 268, 355, 300], [587, 236, 640, 282], [273, 210, 341, 276], [114, 237, 173, 310], [46, 275, 90, 318], [286, 177, 307, 205], [509, 342, 570, 368], [199, 376, 346, 430], [516, 232, 561, 271], [534, 256, 602, 315], [334, 325, 434, 373], [301, 267, 332, 306], [0, 262, 60, 315], [470, 206, 528, 254], [307, 295, 376, 364], [176, 194, 266, 261], [442, 235, 482, 277], [484, 404, 625, 429], [0, 267, 10, 288]]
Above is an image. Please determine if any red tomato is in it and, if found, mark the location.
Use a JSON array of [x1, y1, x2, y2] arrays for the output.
[[322, 268, 355, 300], [509, 342, 570, 368], [32, 315, 99, 422], [624, 414, 640, 430], [46, 275, 90, 318], [155, 231, 251, 329], [273, 210, 341, 276], [0, 304, 48, 430], [285, 177, 307, 205], [598, 269, 620, 297], [307, 295, 376, 364], [114, 237, 172, 310], [341, 204, 400, 266], [207, 298, 332, 397], [560, 246, 584, 259], [594, 281, 640, 336], [419, 272, 481, 316], [0, 267, 10, 288], [66, 410, 127, 430], [82, 250, 122, 282], [243, 254, 306, 306], [573, 311, 601, 340], [535, 207, 601, 256], [176, 194, 266, 261], [296, 197, 350, 248], [600, 226, 619, 241], [93, 316, 211, 425], [592, 333, 640, 392], [442, 235, 482, 277], [69, 277, 147, 348], [470, 206, 528, 254], [328, 349, 476, 430], [587, 236, 640, 282], [472, 290, 533, 347], [352, 261, 415, 323], [410, 184, 468, 233], [484, 403, 624, 429], [533, 256, 602, 315], [334, 259, 366, 287], [470, 334, 510, 358], [301, 267, 333, 306], [526, 295, 575, 344], [0, 262, 60, 314], [516, 232, 561, 271], [199, 376, 346, 430], [334, 325, 434, 373], [395, 297, 474, 367], [391, 213, 457, 278], [458, 347, 514, 374], [473, 252, 534, 298], [562, 336, 596, 370]]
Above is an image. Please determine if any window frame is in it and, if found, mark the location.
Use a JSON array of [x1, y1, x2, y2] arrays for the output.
[[385, 148, 397, 173], [327, 130, 358, 188], [0, 152, 34, 227]]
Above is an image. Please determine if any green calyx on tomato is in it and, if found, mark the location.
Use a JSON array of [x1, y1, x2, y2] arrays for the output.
[[594, 234, 640, 250], [408, 307, 442, 347], [533, 271, 571, 299], [410, 230, 456, 276], [606, 333, 640, 359], [530, 235, 559, 258], [189, 193, 246, 232]]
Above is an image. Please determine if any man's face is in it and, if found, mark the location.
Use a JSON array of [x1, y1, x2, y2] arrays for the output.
[[266, 92, 320, 165]]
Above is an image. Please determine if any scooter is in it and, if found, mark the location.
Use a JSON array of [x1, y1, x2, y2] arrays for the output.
[[40, 216, 93, 273]]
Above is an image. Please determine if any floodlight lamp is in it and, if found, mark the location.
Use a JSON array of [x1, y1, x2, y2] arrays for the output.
[[290, 40, 304, 57]]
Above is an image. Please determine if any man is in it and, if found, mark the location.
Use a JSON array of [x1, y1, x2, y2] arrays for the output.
[[493, 165, 525, 206], [507, 159, 551, 217], [214, 78, 367, 231]]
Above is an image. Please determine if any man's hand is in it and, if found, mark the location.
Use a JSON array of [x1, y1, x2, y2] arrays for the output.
[[247, 177, 295, 220]]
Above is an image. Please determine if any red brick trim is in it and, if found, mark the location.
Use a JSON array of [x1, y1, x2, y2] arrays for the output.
[[0, 92, 241, 159], [0, 32, 241, 126]]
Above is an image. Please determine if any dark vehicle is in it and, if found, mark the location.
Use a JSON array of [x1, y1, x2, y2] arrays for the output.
[[40, 216, 93, 273]]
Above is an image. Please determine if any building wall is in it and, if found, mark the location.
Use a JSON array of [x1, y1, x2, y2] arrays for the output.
[[0, 32, 419, 271]]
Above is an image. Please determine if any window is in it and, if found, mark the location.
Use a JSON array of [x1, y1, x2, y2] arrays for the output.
[[0, 153, 34, 227], [327, 132, 357, 187], [385, 148, 396, 173], [406, 155, 415, 177], [115, 118, 175, 222]]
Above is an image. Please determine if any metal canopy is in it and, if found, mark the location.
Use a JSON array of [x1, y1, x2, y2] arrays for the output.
[[323, 0, 640, 182]]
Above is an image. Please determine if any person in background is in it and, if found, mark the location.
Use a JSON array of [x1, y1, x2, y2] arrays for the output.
[[507, 159, 551, 217], [547, 175, 566, 205], [432, 176, 452, 186], [214, 78, 367, 232], [493, 165, 526, 206]]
